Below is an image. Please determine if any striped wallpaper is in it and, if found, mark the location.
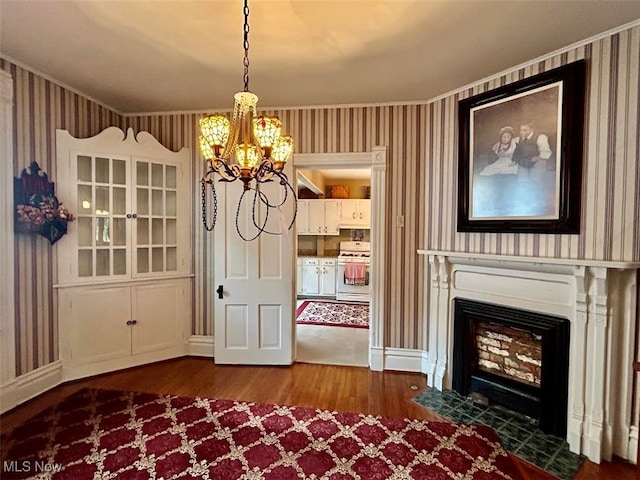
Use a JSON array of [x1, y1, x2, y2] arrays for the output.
[[0, 59, 123, 376], [3, 23, 639, 376]]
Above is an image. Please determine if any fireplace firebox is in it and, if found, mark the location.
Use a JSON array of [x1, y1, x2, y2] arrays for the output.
[[453, 298, 570, 437]]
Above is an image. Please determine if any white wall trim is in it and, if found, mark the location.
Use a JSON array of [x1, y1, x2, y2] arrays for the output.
[[188, 335, 215, 357], [370, 347, 384, 372], [0, 70, 16, 392], [383, 348, 425, 373], [628, 426, 638, 464], [0, 361, 63, 414]]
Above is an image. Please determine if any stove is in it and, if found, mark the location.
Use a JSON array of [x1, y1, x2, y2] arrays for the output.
[[336, 241, 371, 302], [337, 241, 371, 265]]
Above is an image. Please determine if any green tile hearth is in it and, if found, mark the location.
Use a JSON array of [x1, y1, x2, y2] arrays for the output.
[[413, 389, 586, 480]]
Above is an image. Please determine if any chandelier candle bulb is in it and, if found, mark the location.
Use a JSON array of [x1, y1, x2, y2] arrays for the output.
[[198, 0, 297, 240]]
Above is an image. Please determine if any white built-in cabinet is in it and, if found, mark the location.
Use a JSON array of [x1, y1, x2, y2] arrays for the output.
[[339, 199, 371, 227], [299, 258, 336, 296], [297, 199, 341, 235], [55, 127, 192, 380]]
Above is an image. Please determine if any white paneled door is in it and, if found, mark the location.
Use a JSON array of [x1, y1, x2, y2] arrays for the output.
[[213, 172, 296, 365]]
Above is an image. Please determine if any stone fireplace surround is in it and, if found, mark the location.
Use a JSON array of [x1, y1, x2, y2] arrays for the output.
[[418, 250, 640, 464]]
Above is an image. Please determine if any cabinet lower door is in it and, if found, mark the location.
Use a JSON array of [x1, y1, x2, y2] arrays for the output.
[[320, 266, 337, 296], [62, 286, 132, 365], [131, 281, 187, 355], [302, 265, 320, 295]]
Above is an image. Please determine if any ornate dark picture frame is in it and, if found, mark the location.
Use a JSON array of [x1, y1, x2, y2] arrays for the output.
[[457, 60, 585, 233]]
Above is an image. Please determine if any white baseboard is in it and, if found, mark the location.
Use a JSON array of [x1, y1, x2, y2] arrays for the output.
[[628, 426, 638, 464], [369, 347, 384, 371], [188, 335, 215, 357], [0, 361, 63, 414], [383, 348, 426, 373], [62, 347, 186, 382]]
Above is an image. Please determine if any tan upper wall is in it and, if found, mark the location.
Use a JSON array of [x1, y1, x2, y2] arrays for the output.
[[325, 179, 370, 199]]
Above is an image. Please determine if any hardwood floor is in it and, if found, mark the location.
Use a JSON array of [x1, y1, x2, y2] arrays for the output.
[[1, 358, 635, 480]]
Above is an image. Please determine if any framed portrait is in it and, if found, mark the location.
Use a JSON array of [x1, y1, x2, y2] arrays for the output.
[[457, 60, 585, 233]]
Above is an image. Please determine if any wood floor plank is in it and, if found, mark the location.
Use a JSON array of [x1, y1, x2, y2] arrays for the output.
[[0, 358, 635, 480]]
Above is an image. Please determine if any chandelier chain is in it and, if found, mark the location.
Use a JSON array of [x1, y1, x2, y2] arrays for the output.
[[198, 0, 297, 241], [201, 180, 218, 231], [243, 0, 250, 92]]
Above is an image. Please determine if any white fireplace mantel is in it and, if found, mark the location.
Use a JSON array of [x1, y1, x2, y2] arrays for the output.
[[418, 249, 640, 464]]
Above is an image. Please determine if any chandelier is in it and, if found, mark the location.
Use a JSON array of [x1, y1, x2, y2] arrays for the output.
[[199, 0, 296, 241]]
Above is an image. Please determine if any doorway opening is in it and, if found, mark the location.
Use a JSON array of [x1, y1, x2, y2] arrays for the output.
[[293, 150, 387, 369], [296, 168, 371, 366]]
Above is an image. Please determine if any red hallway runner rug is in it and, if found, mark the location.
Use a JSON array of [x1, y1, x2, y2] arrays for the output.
[[1, 388, 520, 479], [296, 300, 369, 328]]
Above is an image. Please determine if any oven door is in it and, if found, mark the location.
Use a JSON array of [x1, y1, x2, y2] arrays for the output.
[[336, 261, 371, 302]]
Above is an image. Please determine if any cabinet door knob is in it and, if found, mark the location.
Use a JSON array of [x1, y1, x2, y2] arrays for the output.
[[352, 212, 355, 219], [360, 213, 363, 219], [216, 285, 224, 299], [126, 214, 132, 219], [132, 213, 138, 219], [126, 320, 133, 325], [131, 320, 138, 325]]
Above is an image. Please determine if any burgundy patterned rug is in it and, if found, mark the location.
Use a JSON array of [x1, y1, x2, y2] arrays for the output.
[[296, 300, 369, 328], [1, 388, 520, 479]]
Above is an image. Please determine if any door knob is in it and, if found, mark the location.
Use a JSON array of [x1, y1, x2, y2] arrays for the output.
[[216, 285, 224, 299]]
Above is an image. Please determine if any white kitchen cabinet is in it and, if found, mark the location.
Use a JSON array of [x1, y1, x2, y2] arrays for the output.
[[301, 258, 320, 295], [296, 258, 303, 295], [323, 201, 341, 235], [339, 199, 371, 228], [297, 200, 340, 235], [58, 279, 190, 379], [296, 200, 310, 234], [299, 258, 336, 296], [55, 127, 192, 380], [319, 259, 337, 296]]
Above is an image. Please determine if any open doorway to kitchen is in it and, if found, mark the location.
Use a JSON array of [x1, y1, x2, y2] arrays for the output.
[[293, 150, 387, 369]]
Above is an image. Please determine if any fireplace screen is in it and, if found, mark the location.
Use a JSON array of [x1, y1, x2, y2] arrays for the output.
[[475, 321, 542, 387]]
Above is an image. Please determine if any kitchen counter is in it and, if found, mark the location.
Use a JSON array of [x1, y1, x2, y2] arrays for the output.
[[297, 252, 338, 258]]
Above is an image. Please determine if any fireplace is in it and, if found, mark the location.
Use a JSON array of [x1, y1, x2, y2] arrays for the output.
[[452, 298, 570, 437], [419, 251, 640, 463]]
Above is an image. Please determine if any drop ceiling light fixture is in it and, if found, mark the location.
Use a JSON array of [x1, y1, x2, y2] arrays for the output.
[[199, 0, 296, 241]]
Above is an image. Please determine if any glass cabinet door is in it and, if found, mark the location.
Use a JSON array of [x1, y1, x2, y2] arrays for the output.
[[76, 155, 129, 278], [134, 159, 179, 276]]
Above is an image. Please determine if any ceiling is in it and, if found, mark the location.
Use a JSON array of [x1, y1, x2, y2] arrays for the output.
[[1, 1, 639, 114]]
